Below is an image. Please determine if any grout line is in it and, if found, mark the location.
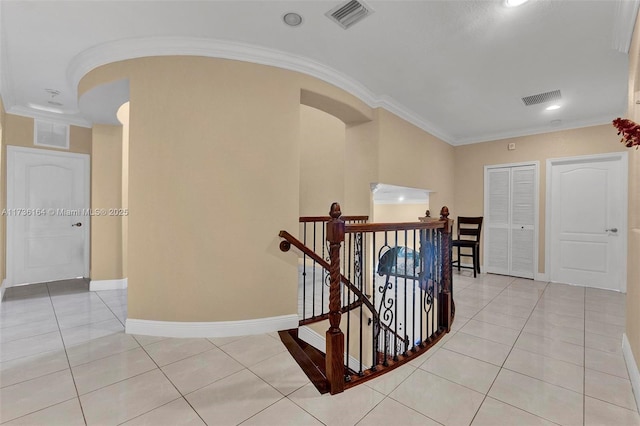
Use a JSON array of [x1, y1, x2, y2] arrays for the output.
[[45, 280, 89, 426]]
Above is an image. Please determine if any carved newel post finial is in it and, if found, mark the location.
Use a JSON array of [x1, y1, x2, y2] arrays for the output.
[[440, 206, 450, 220], [329, 202, 342, 219], [425, 210, 431, 218]]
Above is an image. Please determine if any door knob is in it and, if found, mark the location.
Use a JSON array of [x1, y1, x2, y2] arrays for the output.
[[72, 222, 82, 227], [605, 228, 618, 233]]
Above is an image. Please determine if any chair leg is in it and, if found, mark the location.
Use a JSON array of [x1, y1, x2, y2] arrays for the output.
[[476, 246, 481, 274], [472, 247, 477, 278], [457, 247, 461, 272]]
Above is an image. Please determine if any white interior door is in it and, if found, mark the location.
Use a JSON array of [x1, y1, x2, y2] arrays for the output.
[[484, 163, 538, 279], [548, 154, 627, 291], [7, 147, 90, 286]]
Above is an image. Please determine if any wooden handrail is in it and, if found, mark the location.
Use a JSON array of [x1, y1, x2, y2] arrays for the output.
[[346, 220, 446, 233], [278, 230, 378, 318], [300, 215, 369, 223]]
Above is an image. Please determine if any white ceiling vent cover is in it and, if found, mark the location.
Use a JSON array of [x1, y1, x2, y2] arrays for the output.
[[326, 0, 374, 29], [521, 90, 562, 106], [34, 120, 69, 149]]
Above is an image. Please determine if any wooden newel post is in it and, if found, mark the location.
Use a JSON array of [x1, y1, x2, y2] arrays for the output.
[[326, 202, 345, 394], [439, 206, 453, 332]]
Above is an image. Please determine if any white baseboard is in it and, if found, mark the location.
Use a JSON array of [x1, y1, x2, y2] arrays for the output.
[[125, 314, 299, 338], [623, 333, 640, 413], [535, 272, 549, 282], [90, 278, 128, 291], [0, 279, 6, 312], [299, 325, 362, 372]]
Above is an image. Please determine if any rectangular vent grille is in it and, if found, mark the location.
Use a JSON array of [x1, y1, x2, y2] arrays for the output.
[[34, 120, 69, 149], [326, 0, 373, 29], [521, 89, 562, 106]]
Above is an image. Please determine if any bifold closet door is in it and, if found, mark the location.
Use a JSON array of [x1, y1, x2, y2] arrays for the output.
[[485, 165, 536, 279]]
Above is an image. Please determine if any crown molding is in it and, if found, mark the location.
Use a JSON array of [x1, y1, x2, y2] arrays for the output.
[[453, 114, 620, 146], [66, 36, 455, 144], [7, 105, 92, 128]]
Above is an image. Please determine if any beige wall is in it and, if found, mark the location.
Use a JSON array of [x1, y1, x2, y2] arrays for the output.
[[626, 13, 640, 378], [454, 125, 625, 273], [373, 203, 430, 224], [299, 105, 345, 216], [80, 56, 455, 324], [377, 109, 456, 215], [91, 124, 124, 281]]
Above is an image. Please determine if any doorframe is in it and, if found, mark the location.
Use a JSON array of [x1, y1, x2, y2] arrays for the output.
[[545, 151, 628, 292], [6, 146, 91, 287], [483, 161, 540, 280]]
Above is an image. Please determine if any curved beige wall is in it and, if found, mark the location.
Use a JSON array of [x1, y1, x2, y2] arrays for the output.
[[454, 124, 625, 273], [80, 55, 454, 324]]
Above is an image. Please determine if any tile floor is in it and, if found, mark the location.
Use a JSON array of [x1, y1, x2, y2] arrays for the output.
[[0, 274, 638, 425]]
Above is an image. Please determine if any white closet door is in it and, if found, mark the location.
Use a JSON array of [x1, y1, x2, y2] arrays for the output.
[[510, 166, 535, 278], [484, 163, 537, 279], [485, 168, 510, 275]]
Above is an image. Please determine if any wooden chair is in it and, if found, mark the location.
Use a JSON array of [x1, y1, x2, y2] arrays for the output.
[[452, 217, 483, 278]]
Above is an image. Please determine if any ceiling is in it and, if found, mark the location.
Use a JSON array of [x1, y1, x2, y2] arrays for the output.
[[0, 0, 636, 145]]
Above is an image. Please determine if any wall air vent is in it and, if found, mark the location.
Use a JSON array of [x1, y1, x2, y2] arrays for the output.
[[326, 0, 374, 29], [34, 120, 69, 149], [521, 89, 562, 106]]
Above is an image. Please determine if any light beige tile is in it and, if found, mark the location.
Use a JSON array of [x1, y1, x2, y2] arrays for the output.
[[450, 301, 484, 318], [585, 347, 629, 379], [585, 368, 637, 411], [0, 349, 69, 388], [0, 331, 63, 363], [207, 335, 245, 347], [443, 332, 511, 366], [220, 334, 286, 367], [243, 398, 322, 426], [471, 397, 556, 426], [535, 299, 584, 319], [482, 301, 534, 319], [290, 382, 384, 426], [364, 363, 416, 395], [249, 351, 310, 396], [0, 318, 59, 343], [72, 347, 157, 395], [122, 397, 205, 426], [132, 334, 168, 347], [144, 338, 215, 367], [585, 299, 625, 316], [80, 369, 180, 425], [504, 348, 584, 393], [0, 369, 77, 424], [56, 306, 117, 330], [186, 369, 283, 426], [161, 347, 244, 395], [3, 398, 85, 426], [528, 311, 584, 331], [488, 369, 583, 426], [585, 320, 625, 339], [420, 348, 499, 393], [515, 332, 584, 366], [66, 332, 140, 366], [472, 309, 527, 331], [585, 332, 623, 355], [585, 396, 640, 426], [523, 318, 585, 346], [390, 369, 484, 426], [358, 397, 440, 426], [407, 346, 439, 368], [459, 319, 520, 346], [585, 309, 626, 327], [61, 318, 124, 347]]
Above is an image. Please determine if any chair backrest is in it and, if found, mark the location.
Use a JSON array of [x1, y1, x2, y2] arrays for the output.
[[456, 217, 483, 242]]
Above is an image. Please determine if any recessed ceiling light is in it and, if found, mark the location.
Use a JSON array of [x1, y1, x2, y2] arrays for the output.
[[546, 104, 561, 111], [398, 196, 405, 202], [283, 12, 303, 27], [505, 0, 529, 7]]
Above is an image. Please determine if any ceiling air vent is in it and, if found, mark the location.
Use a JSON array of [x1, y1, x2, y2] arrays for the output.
[[326, 0, 374, 29], [521, 89, 562, 106]]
